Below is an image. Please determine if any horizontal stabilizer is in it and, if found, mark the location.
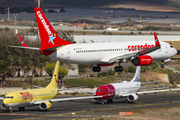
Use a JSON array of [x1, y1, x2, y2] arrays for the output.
[[141, 81, 162, 85], [8, 45, 39, 50]]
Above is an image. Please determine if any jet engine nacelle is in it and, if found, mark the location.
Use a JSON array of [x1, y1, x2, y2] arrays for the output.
[[132, 55, 152, 66], [127, 93, 138, 102], [1, 103, 8, 110], [39, 101, 52, 110]]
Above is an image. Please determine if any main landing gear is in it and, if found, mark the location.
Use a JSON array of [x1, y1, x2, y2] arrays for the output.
[[92, 63, 123, 72], [19, 107, 25, 111], [100, 99, 113, 104], [127, 101, 134, 104], [115, 63, 123, 72], [107, 99, 113, 103], [92, 65, 101, 72]]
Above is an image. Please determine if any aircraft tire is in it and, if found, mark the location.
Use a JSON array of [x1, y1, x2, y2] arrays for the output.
[[96, 66, 101, 72], [161, 64, 165, 68], [92, 66, 96, 72], [92, 66, 101, 72], [19, 107, 25, 111], [115, 66, 123, 72], [107, 99, 113, 103]]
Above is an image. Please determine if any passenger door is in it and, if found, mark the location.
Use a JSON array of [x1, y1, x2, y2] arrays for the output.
[[66, 48, 71, 58]]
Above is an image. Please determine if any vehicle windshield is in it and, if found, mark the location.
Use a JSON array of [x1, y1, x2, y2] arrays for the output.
[[170, 43, 173, 48], [97, 89, 105, 92], [4, 96, 14, 99]]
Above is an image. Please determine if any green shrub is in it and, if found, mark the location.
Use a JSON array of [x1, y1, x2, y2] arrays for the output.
[[45, 62, 68, 79], [123, 67, 129, 73], [107, 69, 115, 75], [141, 66, 147, 72], [98, 70, 115, 77], [101, 72, 108, 77], [79, 64, 86, 72], [128, 65, 136, 73], [149, 62, 158, 69], [45, 63, 55, 77]]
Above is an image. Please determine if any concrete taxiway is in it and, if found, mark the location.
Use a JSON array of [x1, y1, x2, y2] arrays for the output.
[[0, 92, 180, 119]]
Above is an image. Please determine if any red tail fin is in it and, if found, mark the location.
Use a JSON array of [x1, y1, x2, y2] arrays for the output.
[[34, 7, 72, 48]]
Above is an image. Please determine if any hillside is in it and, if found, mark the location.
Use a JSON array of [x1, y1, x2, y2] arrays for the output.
[[100, 2, 180, 12], [42, 0, 180, 8], [1, 0, 180, 11]]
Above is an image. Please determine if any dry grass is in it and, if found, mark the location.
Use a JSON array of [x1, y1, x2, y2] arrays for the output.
[[102, 107, 180, 120]]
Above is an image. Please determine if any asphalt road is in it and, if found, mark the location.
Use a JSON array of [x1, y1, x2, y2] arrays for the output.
[[0, 92, 180, 119]]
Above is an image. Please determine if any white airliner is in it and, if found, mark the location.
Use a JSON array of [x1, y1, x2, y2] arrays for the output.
[[72, 66, 180, 104], [9, 7, 177, 72]]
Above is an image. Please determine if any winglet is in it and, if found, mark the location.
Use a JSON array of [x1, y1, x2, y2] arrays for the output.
[[131, 66, 141, 82], [18, 34, 28, 47], [154, 32, 160, 47]]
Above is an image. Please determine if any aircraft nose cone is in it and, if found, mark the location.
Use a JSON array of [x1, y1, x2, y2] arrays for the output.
[[3, 99, 9, 104], [3, 100, 9, 107], [174, 48, 177, 55]]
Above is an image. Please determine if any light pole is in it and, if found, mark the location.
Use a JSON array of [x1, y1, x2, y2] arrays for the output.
[[38, 0, 41, 7], [37, 0, 42, 41], [8, 7, 10, 21], [13, 14, 18, 34]]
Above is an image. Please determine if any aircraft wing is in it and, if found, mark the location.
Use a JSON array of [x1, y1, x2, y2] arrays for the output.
[[32, 95, 102, 104], [100, 52, 138, 63], [136, 88, 180, 94], [71, 89, 96, 94], [100, 32, 160, 63], [121, 88, 180, 97], [58, 86, 87, 91], [0, 97, 4, 101]]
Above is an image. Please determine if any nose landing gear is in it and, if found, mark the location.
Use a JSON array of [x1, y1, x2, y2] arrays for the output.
[[9, 107, 12, 113], [101, 99, 104, 104], [161, 60, 165, 68]]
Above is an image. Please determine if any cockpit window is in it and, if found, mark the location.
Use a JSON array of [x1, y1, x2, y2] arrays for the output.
[[97, 89, 105, 92], [4, 96, 14, 99]]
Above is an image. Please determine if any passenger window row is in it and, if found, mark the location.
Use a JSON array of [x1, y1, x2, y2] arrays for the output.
[[76, 48, 123, 53]]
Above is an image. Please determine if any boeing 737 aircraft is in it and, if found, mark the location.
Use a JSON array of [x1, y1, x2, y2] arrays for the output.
[[9, 7, 177, 72], [72, 66, 180, 104], [0, 61, 102, 113]]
